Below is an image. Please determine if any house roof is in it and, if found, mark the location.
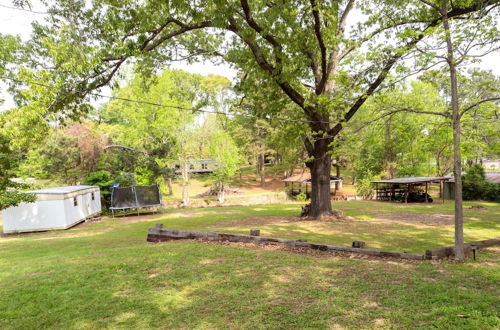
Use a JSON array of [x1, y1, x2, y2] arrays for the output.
[[283, 173, 342, 183], [371, 177, 450, 184]]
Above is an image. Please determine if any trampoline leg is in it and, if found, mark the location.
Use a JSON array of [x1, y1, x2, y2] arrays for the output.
[[112, 209, 114, 218]]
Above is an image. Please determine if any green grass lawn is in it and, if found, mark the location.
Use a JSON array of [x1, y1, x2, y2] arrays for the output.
[[0, 201, 499, 329]]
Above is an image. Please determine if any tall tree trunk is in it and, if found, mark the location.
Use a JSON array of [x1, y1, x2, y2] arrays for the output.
[[384, 117, 396, 179], [164, 176, 173, 196], [334, 157, 341, 177], [260, 152, 265, 187], [181, 161, 190, 207], [305, 136, 333, 218], [442, 0, 464, 261], [218, 182, 225, 203]]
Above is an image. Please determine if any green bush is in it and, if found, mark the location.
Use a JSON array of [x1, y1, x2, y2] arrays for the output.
[[296, 192, 307, 201], [484, 182, 500, 202], [355, 171, 380, 199], [83, 170, 113, 210], [462, 164, 500, 202], [135, 167, 156, 185]]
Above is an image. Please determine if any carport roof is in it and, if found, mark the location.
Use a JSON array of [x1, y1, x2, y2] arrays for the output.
[[371, 177, 450, 184]]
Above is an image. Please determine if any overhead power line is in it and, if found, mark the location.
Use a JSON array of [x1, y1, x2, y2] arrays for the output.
[[0, 3, 48, 15], [1, 76, 332, 125], [1, 76, 497, 132]]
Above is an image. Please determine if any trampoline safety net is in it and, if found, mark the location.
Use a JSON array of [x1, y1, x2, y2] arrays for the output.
[[110, 184, 162, 210]]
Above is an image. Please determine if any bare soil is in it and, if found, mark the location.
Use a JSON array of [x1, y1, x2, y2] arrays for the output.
[[179, 238, 424, 262], [210, 210, 452, 228], [209, 215, 298, 228], [209, 213, 350, 228], [375, 213, 454, 226]]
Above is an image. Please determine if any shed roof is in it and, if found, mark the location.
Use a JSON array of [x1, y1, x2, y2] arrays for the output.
[[283, 173, 342, 183], [371, 177, 450, 184], [28, 185, 99, 195]]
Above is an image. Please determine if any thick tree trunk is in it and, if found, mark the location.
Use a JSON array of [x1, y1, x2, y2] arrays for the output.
[[442, 0, 464, 261], [305, 137, 333, 218]]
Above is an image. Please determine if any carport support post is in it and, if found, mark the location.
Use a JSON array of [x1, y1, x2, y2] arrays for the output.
[[440, 181, 444, 204]]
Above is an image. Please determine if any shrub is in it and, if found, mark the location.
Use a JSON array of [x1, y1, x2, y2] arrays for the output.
[[355, 171, 380, 199], [484, 182, 500, 202], [462, 164, 500, 202], [83, 170, 113, 210], [296, 192, 307, 201]]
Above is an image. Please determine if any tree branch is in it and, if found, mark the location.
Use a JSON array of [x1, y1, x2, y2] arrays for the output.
[[329, 2, 491, 137], [460, 97, 500, 117], [144, 20, 212, 52], [104, 144, 149, 155], [310, 0, 327, 89]]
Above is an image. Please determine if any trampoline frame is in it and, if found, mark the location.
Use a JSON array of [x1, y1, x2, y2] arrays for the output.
[[110, 184, 163, 217]]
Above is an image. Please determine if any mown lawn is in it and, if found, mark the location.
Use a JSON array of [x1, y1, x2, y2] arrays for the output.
[[0, 201, 499, 329]]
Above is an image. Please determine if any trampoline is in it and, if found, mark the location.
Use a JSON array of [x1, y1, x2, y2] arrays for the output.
[[110, 184, 162, 216]]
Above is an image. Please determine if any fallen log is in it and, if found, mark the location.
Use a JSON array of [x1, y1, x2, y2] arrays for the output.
[[147, 224, 424, 260], [425, 238, 500, 260]]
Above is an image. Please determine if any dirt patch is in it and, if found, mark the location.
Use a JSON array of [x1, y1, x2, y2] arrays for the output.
[[110, 212, 167, 224], [375, 213, 454, 226], [210, 213, 351, 228], [169, 238, 423, 262], [209, 215, 298, 228]]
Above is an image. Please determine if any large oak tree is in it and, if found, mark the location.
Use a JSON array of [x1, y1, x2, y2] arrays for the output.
[[8, 0, 498, 218]]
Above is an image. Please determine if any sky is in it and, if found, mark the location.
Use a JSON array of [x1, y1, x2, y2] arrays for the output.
[[0, 0, 498, 111]]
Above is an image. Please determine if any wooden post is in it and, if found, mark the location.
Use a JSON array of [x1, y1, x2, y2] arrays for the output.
[[440, 180, 444, 204], [405, 184, 409, 203], [250, 229, 260, 236]]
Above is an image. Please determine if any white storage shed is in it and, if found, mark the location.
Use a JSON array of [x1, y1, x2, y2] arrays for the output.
[[2, 185, 101, 234]]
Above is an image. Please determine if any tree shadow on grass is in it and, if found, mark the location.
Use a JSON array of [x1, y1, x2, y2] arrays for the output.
[[1, 238, 499, 329]]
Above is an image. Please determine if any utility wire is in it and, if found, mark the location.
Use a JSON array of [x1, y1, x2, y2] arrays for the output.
[[1, 76, 497, 132], [1, 76, 333, 125], [0, 3, 48, 15]]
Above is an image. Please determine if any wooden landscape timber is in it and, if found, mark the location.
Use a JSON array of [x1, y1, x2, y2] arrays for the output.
[[147, 224, 424, 260], [425, 238, 500, 260]]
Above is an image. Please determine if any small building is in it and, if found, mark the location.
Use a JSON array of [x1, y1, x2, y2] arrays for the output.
[[283, 172, 343, 198], [443, 172, 500, 199], [2, 186, 101, 234], [174, 159, 218, 174], [371, 177, 450, 203]]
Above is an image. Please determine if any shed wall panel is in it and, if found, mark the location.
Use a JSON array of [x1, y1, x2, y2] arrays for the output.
[[3, 200, 67, 233], [2, 186, 101, 233]]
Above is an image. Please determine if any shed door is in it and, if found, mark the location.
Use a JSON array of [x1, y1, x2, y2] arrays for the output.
[[83, 194, 91, 217]]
